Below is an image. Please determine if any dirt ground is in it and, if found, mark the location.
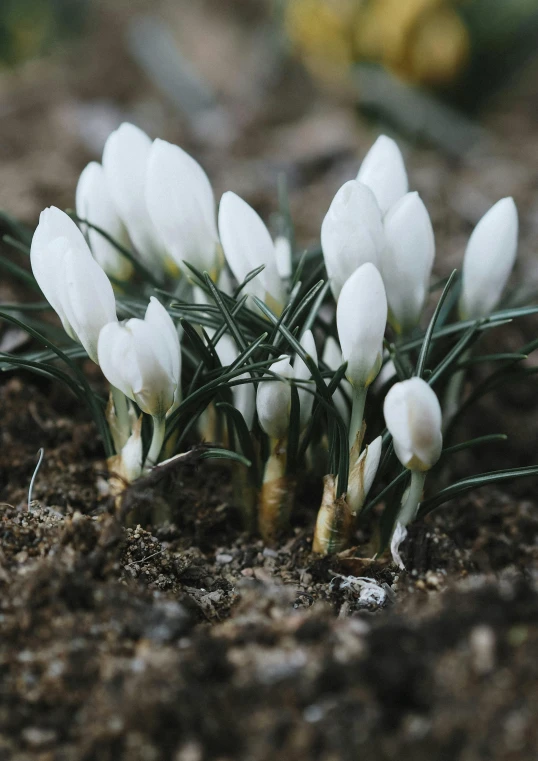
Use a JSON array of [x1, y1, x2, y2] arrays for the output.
[[2, 2, 538, 760]]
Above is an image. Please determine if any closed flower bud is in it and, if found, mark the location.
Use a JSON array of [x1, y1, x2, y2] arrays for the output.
[[218, 192, 286, 314], [337, 263, 387, 388], [383, 377, 442, 471], [274, 235, 293, 279], [459, 197, 518, 319], [98, 297, 181, 418], [145, 138, 220, 277], [214, 333, 256, 430], [256, 356, 292, 439], [31, 206, 117, 362], [322, 336, 351, 426], [321, 180, 385, 300], [102, 122, 165, 268], [382, 192, 435, 334], [357, 135, 409, 216], [76, 161, 133, 281], [294, 330, 318, 430], [347, 435, 382, 515]]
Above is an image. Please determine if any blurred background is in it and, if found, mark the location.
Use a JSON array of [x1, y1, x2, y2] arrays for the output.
[[1, 0, 538, 451]]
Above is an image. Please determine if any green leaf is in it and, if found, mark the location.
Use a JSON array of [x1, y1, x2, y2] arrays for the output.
[[286, 384, 301, 475], [199, 448, 252, 468], [0, 254, 39, 290], [415, 269, 458, 377], [440, 433, 507, 457], [419, 465, 538, 516], [216, 402, 259, 485]]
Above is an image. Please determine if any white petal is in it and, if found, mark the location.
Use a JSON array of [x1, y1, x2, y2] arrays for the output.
[[382, 192, 435, 334], [256, 356, 292, 439], [337, 263, 387, 388], [98, 322, 139, 401], [321, 180, 385, 300], [125, 319, 176, 416], [357, 135, 409, 215], [76, 162, 132, 280], [294, 330, 317, 430], [219, 192, 285, 309], [460, 197, 518, 319], [102, 122, 164, 267], [214, 334, 255, 429], [146, 138, 219, 274], [60, 248, 117, 362], [384, 377, 442, 470], [145, 297, 181, 385], [347, 435, 382, 514], [274, 236, 293, 279]]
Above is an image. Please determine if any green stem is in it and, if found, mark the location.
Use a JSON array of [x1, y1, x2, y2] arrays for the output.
[[348, 385, 368, 450], [398, 470, 427, 526], [145, 416, 166, 469]]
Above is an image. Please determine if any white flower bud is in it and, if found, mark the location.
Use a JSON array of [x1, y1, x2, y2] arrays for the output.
[[256, 356, 292, 439], [145, 138, 220, 277], [337, 263, 387, 388], [347, 435, 382, 515], [322, 336, 351, 425], [31, 206, 117, 362], [274, 236, 293, 280], [357, 135, 409, 216], [214, 333, 256, 430], [102, 122, 165, 268], [383, 377, 442, 471], [321, 180, 385, 301], [459, 197, 518, 319], [98, 297, 181, 418], [218, 192, 286, 314], [382, 192, 435, 334], [76, 161, 133, 281], [294, 330, 318, 430]]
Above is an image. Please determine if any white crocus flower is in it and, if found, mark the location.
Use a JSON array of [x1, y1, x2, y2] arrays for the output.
[[214, 333, 256, 430], [274, 236, 293, 280], [31, 206, 117, 363], [347, 435, 382, 515], [338, 262, 387, 449], [382, 192, 435, 335], [384, 377, 443, 569], [322, 336, 351, 426], [256, 356, 292, 440], [321, 180, 385, 301], [384, 377, 442, 472], [76, 161, 133, 281], [459, 197, 518, 320], [218, 192, 286, 315], [102, 122, 165, 269], [294, 330, 318, 430], [337, 263, 387, 390], [145, 138, 220, 278], [357, 135, 409, 216], [98, 297, 181, 420]]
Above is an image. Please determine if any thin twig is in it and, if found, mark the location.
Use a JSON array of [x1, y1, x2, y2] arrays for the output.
[[27, 448, 44, 511]]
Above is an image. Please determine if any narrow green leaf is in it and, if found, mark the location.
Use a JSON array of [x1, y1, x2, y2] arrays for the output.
[[415, 269, 458, 377], [419, 465, 538, 516], [199, 448, 252, 468]]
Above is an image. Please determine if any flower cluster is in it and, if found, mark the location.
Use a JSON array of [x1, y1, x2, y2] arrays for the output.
[[3, 124, 533, 566]]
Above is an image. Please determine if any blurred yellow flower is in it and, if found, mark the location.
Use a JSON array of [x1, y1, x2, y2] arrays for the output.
[[285, 0, 470, 87]]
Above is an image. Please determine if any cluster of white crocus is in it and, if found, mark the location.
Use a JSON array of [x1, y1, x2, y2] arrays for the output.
[[321, 135, 434, 336], [76, 122, 219, 279], [27, 122, 522, 556]]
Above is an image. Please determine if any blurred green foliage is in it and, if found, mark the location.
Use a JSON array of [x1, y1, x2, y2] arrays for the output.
[[0, 0, 89, 65]]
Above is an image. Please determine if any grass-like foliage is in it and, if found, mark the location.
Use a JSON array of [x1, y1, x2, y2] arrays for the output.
[[1, 126, 537, 565]]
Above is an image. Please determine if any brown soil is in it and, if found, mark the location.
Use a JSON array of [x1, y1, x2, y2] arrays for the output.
[[2, 375, 538, 761]]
